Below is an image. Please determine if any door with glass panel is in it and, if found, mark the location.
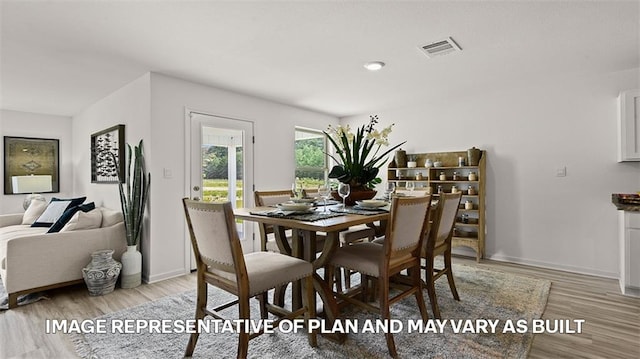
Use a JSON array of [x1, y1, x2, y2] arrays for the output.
[[189, 112, 254, 255]]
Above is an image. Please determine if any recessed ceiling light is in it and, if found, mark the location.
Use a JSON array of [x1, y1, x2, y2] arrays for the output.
[[364, 61, 385, 71]]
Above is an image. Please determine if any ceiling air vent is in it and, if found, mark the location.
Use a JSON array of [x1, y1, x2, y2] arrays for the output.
[[419, 37, 462, 58]]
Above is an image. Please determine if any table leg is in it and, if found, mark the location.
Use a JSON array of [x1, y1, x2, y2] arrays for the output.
[[311, 231, 346, 343], [273, 225, 292, 255], [291, 229, 303, 310]]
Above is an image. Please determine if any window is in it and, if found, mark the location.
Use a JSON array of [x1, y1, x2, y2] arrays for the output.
[[294, 127, 327, 188]]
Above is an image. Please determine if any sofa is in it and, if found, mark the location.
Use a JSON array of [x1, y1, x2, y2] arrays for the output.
[[0, 206, 126, 308]]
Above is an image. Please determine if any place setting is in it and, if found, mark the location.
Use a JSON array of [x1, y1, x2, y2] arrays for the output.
[[252, 198, 344, 221]]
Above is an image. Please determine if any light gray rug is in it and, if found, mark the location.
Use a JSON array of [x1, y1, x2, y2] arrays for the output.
[[0, 275, 48, 310], [72, 263, 550, 358]]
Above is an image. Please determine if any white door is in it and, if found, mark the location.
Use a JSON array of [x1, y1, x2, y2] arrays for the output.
[[188, 111, 255, 256]]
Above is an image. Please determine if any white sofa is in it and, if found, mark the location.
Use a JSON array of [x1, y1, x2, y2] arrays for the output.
[[0, 207, 126, 308]]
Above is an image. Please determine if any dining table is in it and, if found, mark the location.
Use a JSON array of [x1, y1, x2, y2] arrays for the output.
[[234, 204, 389, 343]]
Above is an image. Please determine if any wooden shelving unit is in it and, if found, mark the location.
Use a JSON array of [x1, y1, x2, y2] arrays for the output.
[[388, 150, 487, 261]]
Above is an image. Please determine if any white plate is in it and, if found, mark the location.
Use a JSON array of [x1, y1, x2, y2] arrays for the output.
[[277, 202, 314, 211], [356, 200, 387, 208], [289, 197, 317, 203]]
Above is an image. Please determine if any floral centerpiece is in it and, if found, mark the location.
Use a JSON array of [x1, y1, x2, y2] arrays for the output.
[[324, 115, 405, 203]]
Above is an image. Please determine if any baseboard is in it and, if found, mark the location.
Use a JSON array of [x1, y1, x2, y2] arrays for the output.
[[486, 253, 618, 279], [145, 268, 189, 284]]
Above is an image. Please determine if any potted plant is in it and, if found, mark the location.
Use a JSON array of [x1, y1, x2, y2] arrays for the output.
[[112, 140, 150, 288], [324, 115, 405, 205]]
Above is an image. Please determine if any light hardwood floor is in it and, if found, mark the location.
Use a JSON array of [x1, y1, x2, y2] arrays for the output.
[[1, 258, 639, 358]]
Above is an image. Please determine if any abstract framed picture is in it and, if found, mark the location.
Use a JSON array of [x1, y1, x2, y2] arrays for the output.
[[91, 124, 125, 183], [3, 136, 60, 195]]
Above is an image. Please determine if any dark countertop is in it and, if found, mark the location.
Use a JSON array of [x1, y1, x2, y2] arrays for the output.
[[612, 194, 640, 211]]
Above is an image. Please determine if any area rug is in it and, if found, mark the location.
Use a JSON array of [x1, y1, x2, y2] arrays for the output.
[[71, 263, 550, 358], [0, 275, 48, 310]]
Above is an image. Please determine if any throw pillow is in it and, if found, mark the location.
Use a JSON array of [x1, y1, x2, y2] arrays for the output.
[[47, 202, 96, 233], [31, 196, 86, 227], [60, 208, 103, 232], [21, 199, 48, 225], [101, 208, 124, 227]]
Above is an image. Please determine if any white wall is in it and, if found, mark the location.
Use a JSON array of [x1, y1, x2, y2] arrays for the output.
[[0, 110, 73, 214], [71, 73, 151, 278], [342, 67, 640, 278], [72, 73, 152, 211], [148, 73, 338, 282]]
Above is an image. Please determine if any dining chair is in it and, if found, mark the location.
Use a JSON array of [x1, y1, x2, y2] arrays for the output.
[[254, 189, 327, 307], [303, 187, 379, 291], [182, 199, 317, 358], [254, 189, 373, 291], [421, 192, 462, 319], [253, 190, 295, 253], [327, 195, 431, 358]]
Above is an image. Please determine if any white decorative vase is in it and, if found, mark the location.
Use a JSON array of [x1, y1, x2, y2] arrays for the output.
[[120, 245, 142, 288]]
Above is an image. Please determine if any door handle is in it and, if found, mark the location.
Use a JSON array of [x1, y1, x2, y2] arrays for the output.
[[193, 186, 200, 191]]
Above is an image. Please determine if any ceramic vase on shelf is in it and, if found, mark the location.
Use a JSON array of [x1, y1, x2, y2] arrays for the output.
[[468, 147, 481, 166], [82, 249, 121, 296], [394, 149, 407, 168], [120, 245, 142, 289]]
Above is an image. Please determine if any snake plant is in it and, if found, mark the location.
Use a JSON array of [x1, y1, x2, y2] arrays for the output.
[[113, 140, 151, 246]]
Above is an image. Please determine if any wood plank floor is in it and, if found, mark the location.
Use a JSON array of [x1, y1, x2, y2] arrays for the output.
[[1, 257, 639, 358]]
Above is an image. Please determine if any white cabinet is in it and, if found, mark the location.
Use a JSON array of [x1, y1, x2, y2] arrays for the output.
[[618, 90, 640, 162], [619, 211, 640, 297]]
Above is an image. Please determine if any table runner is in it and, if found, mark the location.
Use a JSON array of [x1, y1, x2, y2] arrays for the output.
[[249, 209, 345, 221], [330, 206, 389, 215]]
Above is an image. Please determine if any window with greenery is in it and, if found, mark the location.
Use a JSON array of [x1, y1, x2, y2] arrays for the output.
[[294, 128, 327, 188]]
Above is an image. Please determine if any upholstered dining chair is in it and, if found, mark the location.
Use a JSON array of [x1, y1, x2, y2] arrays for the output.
[[182, 199, 317, 358], [421, 192, 463, 319], [328, 195, 432, 358], [302, 187, 379, 291], [253, 190, 295, 253]]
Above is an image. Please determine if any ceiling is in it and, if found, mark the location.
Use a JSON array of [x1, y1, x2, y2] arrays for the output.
[[1, 1, 638, 118]]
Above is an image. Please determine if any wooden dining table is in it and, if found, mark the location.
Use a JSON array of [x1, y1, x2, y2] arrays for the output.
[[234, 206, 389, 343]]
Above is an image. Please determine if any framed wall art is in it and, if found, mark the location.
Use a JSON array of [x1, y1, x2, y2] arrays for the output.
[[91, 124, 125, 183], [3, 136, 60, 195]]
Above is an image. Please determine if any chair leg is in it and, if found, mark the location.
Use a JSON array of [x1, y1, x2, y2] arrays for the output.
[[303, 276, 318, 347], [258, 292, 268, 319], [360, 274, 369, 302], [379, 275, 398, 358], [185, 278, 208, 357], [273, 283, 288, 307], [343, 268, 351, 290], [237, 295, 251, 359], [425, 258, 441, 319], [333, 266, 344, 293], [444, 251, 460, 300], [325, 264, 336, 291], [411, 267, 429, 322]]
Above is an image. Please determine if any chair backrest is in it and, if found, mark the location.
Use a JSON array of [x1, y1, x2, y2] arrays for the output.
[[384, 195, 432, 264], [182, 199, 246, 279], [424, 192, 462, 253], [253, 190, 294, 251], [395, 189, 430, 197], [254, 190, 293, 207]]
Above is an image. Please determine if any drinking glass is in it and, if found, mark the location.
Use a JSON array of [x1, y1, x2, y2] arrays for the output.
[[337, 183, 350, 212], [384, 182, 396, 201], [317, 184, 331, 213], [406, 181, 415, 193], [291, 182, 300, 199]]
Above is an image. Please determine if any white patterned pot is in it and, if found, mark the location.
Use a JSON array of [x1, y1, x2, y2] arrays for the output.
[[120, 245, 142, 289], [82, 249, 121, 296]]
